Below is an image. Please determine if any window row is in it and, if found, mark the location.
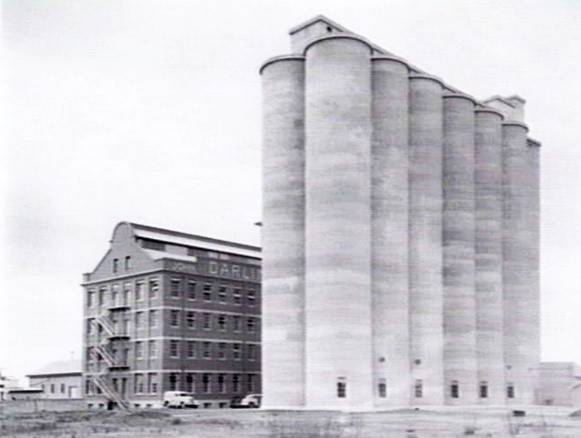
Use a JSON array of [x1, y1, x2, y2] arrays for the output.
[[165, 340, 259, 361], [86, 278, 160, 308], [413, 380, 516, 399], [87, 341, 259, 362], [169, 310, 258, 333], [86, 279, 258, 308], [332, 378, 518, 400], [169, 279, 257, 306], [85, 373, 259, 396], [167, 372, 259, 394], [86, 312, 259, 335]]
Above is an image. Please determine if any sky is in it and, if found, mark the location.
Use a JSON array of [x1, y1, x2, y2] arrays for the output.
[[1, 0, 580, 384]]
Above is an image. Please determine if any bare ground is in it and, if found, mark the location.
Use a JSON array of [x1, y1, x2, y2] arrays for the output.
[[1, 406, 581, 437]]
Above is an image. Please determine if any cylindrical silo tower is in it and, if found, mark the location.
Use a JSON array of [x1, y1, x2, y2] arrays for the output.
[[408, 73, 445, 405], [442, 94, 478, 404], [525, 138, 541, 402], [474, 108, 506, 405], [303, 35, 374, 409], [370, 55, 410, 407], [502, 121, 535, 405], [260, 55, 306, 408]]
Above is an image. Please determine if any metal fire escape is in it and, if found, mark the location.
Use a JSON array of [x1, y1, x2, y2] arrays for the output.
[[90, 298, 131, 410]]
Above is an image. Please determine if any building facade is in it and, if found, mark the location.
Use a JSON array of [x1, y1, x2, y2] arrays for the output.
[[261, 16, 540, 409], [27, 360, 82, 399], [82, 222, 261, 409], [538, 362, 581, 407]]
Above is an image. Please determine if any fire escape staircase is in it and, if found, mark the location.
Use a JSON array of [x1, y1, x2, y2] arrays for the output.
[[89, 311, 130, 409]]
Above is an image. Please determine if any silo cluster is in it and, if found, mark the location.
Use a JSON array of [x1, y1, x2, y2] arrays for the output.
[[260, 17, 540, 409]]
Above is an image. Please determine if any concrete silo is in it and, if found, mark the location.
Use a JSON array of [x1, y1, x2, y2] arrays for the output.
[[260, 15, 541, 409]]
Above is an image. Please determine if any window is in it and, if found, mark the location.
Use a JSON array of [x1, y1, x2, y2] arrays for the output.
[[187, 341, 196, 358], [247, 318, 256, 333], [248, 344, 256, 361], [217, 315, 227, 331], [87, 290, 95, 307], [233, 289, 242, 305], [148, 373, 158, 394], [135, 312, 144, 329], [218, 343, 226, 360], [507, 383, 515, 399], [134, 374, 144, 394], [479, 381, 488, 399], [113, 258, 119, 273], [233, 374, 241, 393], [169, 373, 178, 391], [111, 284, 120, 306], [203, 313, 211, 330], [414, 379, 423, 398], [450, 381, 459, 399], [202, 374, 211, 393], [149, 279, 159, 298], [170, 310, 180, 327], [218, 286, 227, 303], [135, 282, 145, 301], [203, 342, 211, 359], [233, 316, 241, 332], [337, 379, 346, 398], [170, 279, 181, 298], [187, 282, 196, 300], [414, 359, 421, 365], [61, 383, 66, 393], [186, 311, 196, 329], [87, 319, 94, 336], [186, 374, 195, 393], [124, 256, 132, 270], [218, 374, 226, 393], [123, 284, 131, 304], [98, 288, 106, 307], [170, 340, 180, 358], [149, 340, 157, 358], [233, 343, 241, 360], [203, 284, 212, 301], [141, 239, 165, 251], [149, 310, 158, 328], [247, 289, 256, 306], [248, 374, 257, 393], [135, 342, 144, 359], [378, 379, 387, 398]]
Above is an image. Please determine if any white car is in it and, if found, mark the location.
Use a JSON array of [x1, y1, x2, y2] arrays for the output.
[[239, 393, 261, 408], [163, 391, 199, 409]]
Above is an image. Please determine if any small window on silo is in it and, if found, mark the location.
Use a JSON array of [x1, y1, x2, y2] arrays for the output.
[[480, 381, 489, 399], [450, 380, 459, 398], [378, 378, 387, 398], [337, 377, 347, 398], [414, 379, 423, 398]]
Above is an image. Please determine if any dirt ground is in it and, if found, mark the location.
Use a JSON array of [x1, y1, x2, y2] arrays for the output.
[[1, 406, 581, 437]]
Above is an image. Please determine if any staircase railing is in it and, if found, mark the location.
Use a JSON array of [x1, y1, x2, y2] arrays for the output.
[[92, 375, 130, 410]]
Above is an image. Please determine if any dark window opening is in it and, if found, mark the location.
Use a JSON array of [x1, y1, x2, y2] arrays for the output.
[[414, 379, 423, 398], [507, 384, 515, 399], [337, 379, 347, 398], [450, 381, 459, 399], [480, 382, 488, 399], [378, 381, 387, 398]]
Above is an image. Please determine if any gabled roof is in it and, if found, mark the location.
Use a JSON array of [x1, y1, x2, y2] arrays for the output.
[[127, 222, 261, 259], [27, 360, 82, 377]]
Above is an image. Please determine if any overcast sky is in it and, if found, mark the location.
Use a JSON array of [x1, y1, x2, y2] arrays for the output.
[[2, 0, 580, 384]]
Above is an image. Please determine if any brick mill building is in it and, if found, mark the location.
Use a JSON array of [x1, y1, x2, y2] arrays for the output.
[[261, 16, 541, 409], [82, 222, 261, 409]]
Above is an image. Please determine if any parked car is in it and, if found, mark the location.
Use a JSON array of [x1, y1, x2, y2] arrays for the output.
[[230, 396, 244, 409], [239, 393, 262, 408], [163, 391, 199, 409]]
